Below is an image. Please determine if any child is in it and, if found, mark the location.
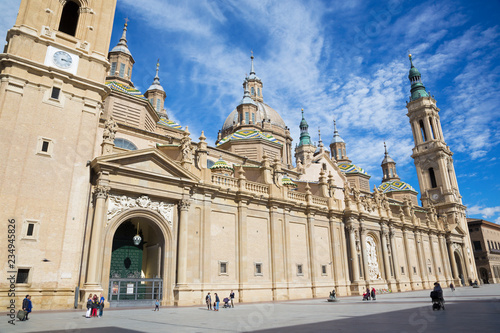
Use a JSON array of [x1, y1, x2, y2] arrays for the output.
[[154, 299, 160, 311]]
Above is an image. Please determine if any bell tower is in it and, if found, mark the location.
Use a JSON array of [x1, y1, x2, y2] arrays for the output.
[[0, 0, 117, 309], [405, 54, 461, 207]]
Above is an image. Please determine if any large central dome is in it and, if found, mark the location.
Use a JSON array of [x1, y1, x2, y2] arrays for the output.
[[222, 101, 286, 132]]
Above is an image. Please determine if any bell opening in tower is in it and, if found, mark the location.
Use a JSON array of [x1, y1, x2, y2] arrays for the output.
[[58, 1, 80, 37]]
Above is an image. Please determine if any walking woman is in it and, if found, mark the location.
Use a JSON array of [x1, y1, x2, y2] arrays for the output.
[[86, 294, 92, 318], [92, 294, 99, 317]]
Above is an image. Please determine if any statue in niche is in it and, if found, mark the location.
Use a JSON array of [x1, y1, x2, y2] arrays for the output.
[[103, 116, 118, 142], [366, 235, 382, 280]]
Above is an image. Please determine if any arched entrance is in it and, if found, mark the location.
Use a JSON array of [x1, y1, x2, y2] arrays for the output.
[[454, 251, 465, 286], [101, 209, 174, 307], [479, 268, 489, 284]]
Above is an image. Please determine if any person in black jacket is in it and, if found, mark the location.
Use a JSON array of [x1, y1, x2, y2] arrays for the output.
[[86, 294, 92, 318], [22, 295, 32, 321]]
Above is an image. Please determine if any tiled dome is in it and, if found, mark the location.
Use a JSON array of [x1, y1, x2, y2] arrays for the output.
[[378, 180, 417, 194], [222, 102, 286, 131], [338, 163, 368, 175], [217, 129, 281, 146]]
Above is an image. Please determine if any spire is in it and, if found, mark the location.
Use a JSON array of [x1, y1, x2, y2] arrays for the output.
[[408, 54, 429, 102], [110, 20, 133, 57], [250, 50, 255, 75], [239, 80, 256, 106], [318, 128, 323, 147], [298, 108, 312, 146], [146, 59, 164, 92], [330, 119, 344, 144], [381, 142, 398, 182]]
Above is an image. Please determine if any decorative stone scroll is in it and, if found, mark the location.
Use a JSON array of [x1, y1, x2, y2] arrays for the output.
[[366, 235, 382, 280], [107, 194, 174, 226]]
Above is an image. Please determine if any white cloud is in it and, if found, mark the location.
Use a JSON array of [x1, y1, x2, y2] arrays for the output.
[[468, 205, 500, 219]]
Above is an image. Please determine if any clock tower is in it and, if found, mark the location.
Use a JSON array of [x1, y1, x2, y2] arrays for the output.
[[0, 0, 117, 308]]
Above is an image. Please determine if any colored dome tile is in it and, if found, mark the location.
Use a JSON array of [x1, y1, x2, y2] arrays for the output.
[[338, 163, 368, 175], [217, 129, 282, 146], [378, 180, 417, 194], [158, 117, 182, 130], [106, 81, 146, 100], [210, 158, 234, 172], [282, 176, 297, 187]]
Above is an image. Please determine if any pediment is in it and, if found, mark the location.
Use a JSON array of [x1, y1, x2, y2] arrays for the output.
[[92, 148, 199, 181]]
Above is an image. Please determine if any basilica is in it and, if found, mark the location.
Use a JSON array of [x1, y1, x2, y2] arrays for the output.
[[0, 0, 477, 309]]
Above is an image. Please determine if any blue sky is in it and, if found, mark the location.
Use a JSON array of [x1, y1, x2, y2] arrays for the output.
[[1, 0, 499, 222]]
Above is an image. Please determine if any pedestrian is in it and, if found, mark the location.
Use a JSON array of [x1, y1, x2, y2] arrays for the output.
[[99, 294, 105, 317], [450, 282, 455, 291], [154, 299, 160, 311], [86, 294, 92, 318], [371, 288, 376, 300], [22, 295, 32, 321], [230, 290, 235, 308], [92, 294, 99, 317], [366, 287, 371, 300], [205, 292, 212, 310], [215, 293, 220, 311]]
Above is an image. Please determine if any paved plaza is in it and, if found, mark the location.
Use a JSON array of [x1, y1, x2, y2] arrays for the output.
[[3, 285, 500, 333]]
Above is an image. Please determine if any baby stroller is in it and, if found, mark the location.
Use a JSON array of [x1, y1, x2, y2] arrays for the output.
[[223, 297, 230, 308], [430, 291, 445, 310], [362, 292, 371, 301]]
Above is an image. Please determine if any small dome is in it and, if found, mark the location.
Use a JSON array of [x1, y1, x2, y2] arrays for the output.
[[381, 154, 395, 165], [210, 158, 234, 172], [378, 180, 417, 194], [147, 83, 164, 92], [408, 66, 421, 79], [282, 176, 297, 188], [338, 162, 368, 175], [222, 101, 286, 131], [110, 44, 132, 56]]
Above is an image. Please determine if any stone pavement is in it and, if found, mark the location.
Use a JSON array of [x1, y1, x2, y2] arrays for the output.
[[2, 285, 500, 333]]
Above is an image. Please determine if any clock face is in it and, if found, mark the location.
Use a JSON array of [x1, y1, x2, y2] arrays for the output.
[[432, 194, 439, 200], [53, 51, 73, 69]]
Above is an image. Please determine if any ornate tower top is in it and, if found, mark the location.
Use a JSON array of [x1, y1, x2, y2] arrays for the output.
[[145, 59, 167, 114], [108, 20, 136, 86], [331, 119, 344, 144], [408, 54, 429, 102], [329, 118, 349, 162], [381, 142, 399, 182], [298, 109, 312, 146], [246, 51, 263, 102], [147, 60, 164, 92], [110, 22, 133, 58]]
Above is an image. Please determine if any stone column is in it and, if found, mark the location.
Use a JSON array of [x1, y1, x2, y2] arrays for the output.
[[428, 232, 439, 282], [346, 219, 360, 283], [237, 199, 248, 302], [339, 220, 351, 290], [359, 221, 369, 283], [438, 233, 452, 284], [307, 211, 317, 297], [176, 199, 190, 285], [380, 225, 392, 283], [461, 240, 473, 283], [85, 174, 110, 287], [402, 228, 415, 287], [328, 216, 339, 286], [389, 225, 400, 285], [414, 230, 427, 288], [447, 236, 460, 284]]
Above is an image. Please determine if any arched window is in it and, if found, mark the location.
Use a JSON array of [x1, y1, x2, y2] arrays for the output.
[[428, 167, 437, 188], [114, 138, 137, 150], [251, 87, 255, 95], [58, 1, 80, 36], [419, 120, 427, 141], [338, 148, 341, 158], [429, 117, 436, 139], [258, 88, 261, 96]]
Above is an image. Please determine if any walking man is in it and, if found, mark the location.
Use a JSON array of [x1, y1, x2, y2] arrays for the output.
[[22, 295, 32, 321], [206, 292, 212, 310], [230, 290, 235, 308]]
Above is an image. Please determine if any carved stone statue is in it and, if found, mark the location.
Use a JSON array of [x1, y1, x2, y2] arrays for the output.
[[103, 116, 118, 142], [180, 127, 193, 164]]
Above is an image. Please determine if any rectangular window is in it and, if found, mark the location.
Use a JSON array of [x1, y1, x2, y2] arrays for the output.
[[110, 62, 117, 75], [219, 261, 228, 275], [428, 266, 432, 274], [127, 67, 131, 78], [27, 223, 35, 237], [473, 241, 482, 251], [245, 112, 249, 124], [16, 269, 29, 284], [50, 87, 61, 100], [251, 113, 255, 124], [297, 264, 303, 276], [41, 141, 50, 153], [255, 263, 262, 276], [321, 265, 327, 275], [119, 63, 125, 78], [156, 99, 161, 111], [438, 267, 441, 273], [413, 266, 417, 274], [401, 266, 405, 275]]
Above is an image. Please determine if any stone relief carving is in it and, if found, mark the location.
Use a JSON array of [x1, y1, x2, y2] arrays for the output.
[[103, 116, 118, 142], [366, 235, 382, 280], [107, 194, 174, 226]]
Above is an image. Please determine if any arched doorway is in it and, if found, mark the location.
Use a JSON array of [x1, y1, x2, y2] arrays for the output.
[[479, 268, 489, 284], [101, 209, 174, 307], [454, 251, 465, 286]]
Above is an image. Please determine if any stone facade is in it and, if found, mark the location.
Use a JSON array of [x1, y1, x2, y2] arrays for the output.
[[468, 218, 500, 284], [0, 1, 477, 310]]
